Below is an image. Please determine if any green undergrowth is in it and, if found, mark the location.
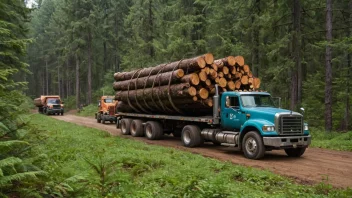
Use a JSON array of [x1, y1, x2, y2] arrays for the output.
[[310, 128, 352, 151], [27, 114, 351, 197], [77, 104, 97, 117]]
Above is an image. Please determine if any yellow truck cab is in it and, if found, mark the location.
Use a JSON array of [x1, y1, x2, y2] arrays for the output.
[[95, 96, 117, 124]]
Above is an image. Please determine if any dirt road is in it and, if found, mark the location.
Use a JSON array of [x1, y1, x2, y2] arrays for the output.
[[52, 114, 352, 189]]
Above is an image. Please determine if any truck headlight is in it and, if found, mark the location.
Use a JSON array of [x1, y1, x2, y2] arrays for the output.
[[262, 125, 275, 132], [304, 125, 309, 131]]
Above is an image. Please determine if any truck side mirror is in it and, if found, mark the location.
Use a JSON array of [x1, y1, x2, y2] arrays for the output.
[[300, 107, 305, 115], [61, 101, 65, 104], [225, 96, 230, 107]]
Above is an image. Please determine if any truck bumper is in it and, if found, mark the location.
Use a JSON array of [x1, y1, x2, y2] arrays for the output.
[[263, 135, 311, 148], [47, 109, 64, 114], [102, 115, 116, 121]]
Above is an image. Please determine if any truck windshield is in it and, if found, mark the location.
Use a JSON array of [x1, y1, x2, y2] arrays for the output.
[[47, 98, 61, 104], [104, 99, 114, 103], [241, 95, 274, 107]]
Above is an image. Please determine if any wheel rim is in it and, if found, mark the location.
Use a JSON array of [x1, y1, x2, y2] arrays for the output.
[[131, 123, 136, 135], [121, 121, 126, 133], [145, 125, 152, 138], [245, 137, 257, 155], [183, 130, 191, 144]]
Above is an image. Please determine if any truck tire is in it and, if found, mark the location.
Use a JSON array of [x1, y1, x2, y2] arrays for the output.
[[242, 131, 265, 160], [130, 119, 144, 137], [145, 121, 163, 140], [285, 147, 306, 157], [102, 115, 106, 124], [121, 118, 132, 135], [61, 111, 64, 116], [97, 114, 101, 123], [181, 125, 204, 147]]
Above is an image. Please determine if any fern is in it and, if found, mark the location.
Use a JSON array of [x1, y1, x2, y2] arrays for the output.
[[0, 157, 22, 169], [0, 171, 46, 187]]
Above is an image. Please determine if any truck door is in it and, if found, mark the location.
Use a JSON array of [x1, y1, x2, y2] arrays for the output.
[[221, 96, 245, 130]]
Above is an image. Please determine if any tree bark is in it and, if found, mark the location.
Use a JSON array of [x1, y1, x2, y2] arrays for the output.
[[87, 29, 92, 104], [45, 58, 48, 95], [325, 0, 333, 132], [113, 69, 189, 90], [75, 53, 80, 109], [114, 54, 213, 81]]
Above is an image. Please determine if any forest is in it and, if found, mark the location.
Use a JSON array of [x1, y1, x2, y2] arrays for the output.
[[23, 0, 351, 132]]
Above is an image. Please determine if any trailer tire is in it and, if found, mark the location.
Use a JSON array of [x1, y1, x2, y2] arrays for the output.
[[285, 147, 306, 157], [121, 118, 132, 135], [97, 114, 101, 123], [181, 125, 204, 147], [145, 121, 163, 140], [130, 119, 144, 137], [242, 131, 265, 160]]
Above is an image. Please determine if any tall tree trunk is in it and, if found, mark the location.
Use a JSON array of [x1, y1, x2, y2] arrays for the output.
[[148, 0, 154, 58], [58, 66, 60, 97], [341, 0, 352, 131], [75, 53, 80, 109], [290, 0, 301, 110], [45, 59, 48, 95], [325, 0, 333, 132], [114, 14, 119, 72], [66, 58, 69, 99], [251, 0, 260, 77], [87, 29, 92, 104]]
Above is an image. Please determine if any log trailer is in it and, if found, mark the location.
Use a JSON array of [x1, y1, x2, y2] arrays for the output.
[[116, 86, 311, 160]]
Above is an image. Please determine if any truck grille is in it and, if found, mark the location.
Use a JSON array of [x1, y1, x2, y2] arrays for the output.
[[53, 105, 61, 109], [277, 114, 303, 135]]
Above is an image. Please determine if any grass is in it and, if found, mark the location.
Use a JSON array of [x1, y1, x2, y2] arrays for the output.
[[26, 114, 351, 197], [310, 128, 352, 151], [77, 104, 97, 117]]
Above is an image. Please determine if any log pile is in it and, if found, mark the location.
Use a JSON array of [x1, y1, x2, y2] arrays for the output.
[[113, 53, 261, 115]]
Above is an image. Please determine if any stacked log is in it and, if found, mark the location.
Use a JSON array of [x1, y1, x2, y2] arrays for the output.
[[113, 53, 260, 115]]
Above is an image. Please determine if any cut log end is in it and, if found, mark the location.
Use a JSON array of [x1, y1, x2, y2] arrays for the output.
[[203, 98, 213, 107], [198, 71, 208, 82], [227, 81, 236, 91], [218, 77, 227, 88], [188, 86, 197, 96], [176, 69, 185, 78], [205, 79, 211, 86], [197, 57, 206, 68], [235, 56, 245, 66], [190, 73, 200, 85], [241, 75, 249, 85], [243, 65, 250, 73], [222, 66, 229, 75], [227, 56, 236, 66], [204, 53, 214, 65], [192, 96, 198, 102], [198, 88, 209, 99]]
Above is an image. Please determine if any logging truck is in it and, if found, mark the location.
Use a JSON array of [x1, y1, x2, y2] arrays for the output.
[[116, 87, 311, 160], [33, 95, 64, 115], [95, 96, 118, 124]]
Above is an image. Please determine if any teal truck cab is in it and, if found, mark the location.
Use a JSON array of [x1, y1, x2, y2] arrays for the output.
[[117, 86, 311, 160], [210, 90, 311, 159]]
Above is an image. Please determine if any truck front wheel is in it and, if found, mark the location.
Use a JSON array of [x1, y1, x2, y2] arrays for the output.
[[130, 119, 144, 137], [121, 118, 132, 135], [181, 125, 204, 148], [242, 131, 265, 160], [145, 121, 163, 140], [285, 147, 306, 157], [97, 114, 101, 123]]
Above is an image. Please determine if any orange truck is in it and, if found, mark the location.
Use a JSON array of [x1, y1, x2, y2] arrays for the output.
[[33, 95, 64, 115], [95, 96, 118, 124]]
